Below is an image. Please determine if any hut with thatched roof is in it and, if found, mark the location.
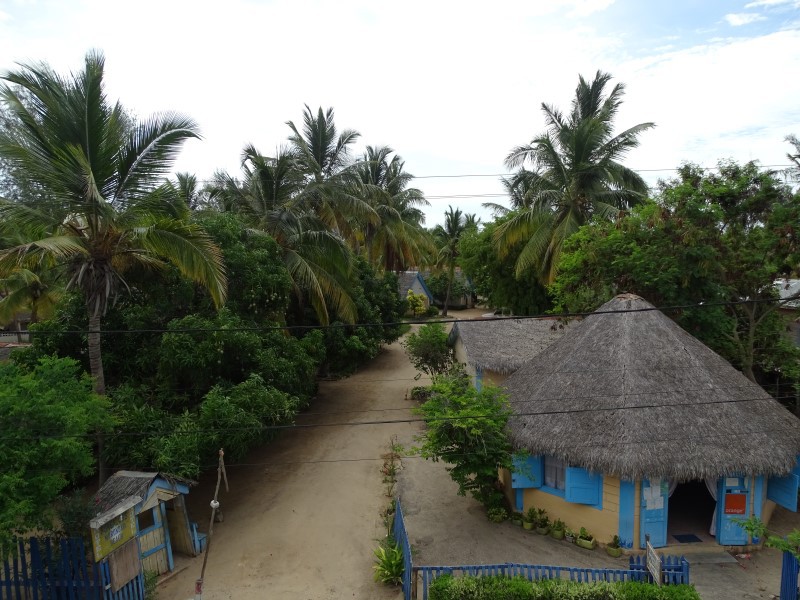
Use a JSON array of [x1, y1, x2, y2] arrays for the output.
[[92, 471, 205, 575], [502, 294, 800, 549], [449, 318, 569, 390]]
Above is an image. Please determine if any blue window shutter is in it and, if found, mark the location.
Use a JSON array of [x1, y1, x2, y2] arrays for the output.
[[565, 467, 602, 507], [511, 455, 542, 489], [768, 473, 799, 512]]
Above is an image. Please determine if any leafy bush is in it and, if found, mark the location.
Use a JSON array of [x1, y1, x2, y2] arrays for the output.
[[373, 538, 404, 585], [428, 576, 701, 600], [487, 507, 508, 523], [403, 322, 454, 376], [414, 371, 512, 507]]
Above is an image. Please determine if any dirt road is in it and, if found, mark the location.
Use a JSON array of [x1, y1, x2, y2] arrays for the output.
[[159, 309, 795, 600], [160, 334, 424, 599]]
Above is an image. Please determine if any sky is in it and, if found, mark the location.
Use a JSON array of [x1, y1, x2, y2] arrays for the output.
[[0, 0, 798, 226]]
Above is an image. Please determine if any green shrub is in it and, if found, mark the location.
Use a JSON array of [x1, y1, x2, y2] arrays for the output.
[[428, 576, 700, 600], [373, 538, 404, 585]]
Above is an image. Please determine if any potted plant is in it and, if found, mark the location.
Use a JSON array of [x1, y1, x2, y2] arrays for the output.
[[550, 519, 566, 540], [535, 510, 550, 535], [487, 507, 508, 523], [564, 527, 576, 543], [523, 507, 536, 531], [576, 527, 596, 550], [606, 535, 623, 557], [511, 512, 524, 527]]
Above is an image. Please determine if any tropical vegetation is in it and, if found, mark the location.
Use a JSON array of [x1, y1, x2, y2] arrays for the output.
[[494, 70, 654, 284]]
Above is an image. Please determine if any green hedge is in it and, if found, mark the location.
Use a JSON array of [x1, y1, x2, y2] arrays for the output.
[[428, 576, 701, 600]]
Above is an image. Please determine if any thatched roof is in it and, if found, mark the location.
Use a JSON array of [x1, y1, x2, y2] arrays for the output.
[[93, 471, 195, 517], [451, 318, 570, 374], [504, 294, 800, 481]]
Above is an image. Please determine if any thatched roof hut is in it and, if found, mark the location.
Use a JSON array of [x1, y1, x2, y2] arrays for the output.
[[451, 318, 570, 375], [504, 294, 800, 482]]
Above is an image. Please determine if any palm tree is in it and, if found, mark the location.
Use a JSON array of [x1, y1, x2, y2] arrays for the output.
[[234, 144, 357, 323], [495, 70, 654, 283], [433, 206, 467, 316], [0, 267, 61, 328], [286, 105, 376, 239], [354, 145, 432, 271], [0, 51, 227, 481]]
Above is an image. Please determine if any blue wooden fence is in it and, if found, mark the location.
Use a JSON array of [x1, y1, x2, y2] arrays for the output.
[[414, 557, 690, 600], [393, 498, 413, 600], [780, 550, 799, 600], [0, 537, 144, 600]]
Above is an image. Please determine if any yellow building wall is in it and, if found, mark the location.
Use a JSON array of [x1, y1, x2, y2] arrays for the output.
[[521, 476, 622, 545]]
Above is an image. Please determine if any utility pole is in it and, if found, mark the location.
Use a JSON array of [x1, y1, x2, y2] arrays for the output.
[[194, 449, 228, 600]]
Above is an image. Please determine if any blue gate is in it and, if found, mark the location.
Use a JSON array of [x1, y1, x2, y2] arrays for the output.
[[0, 537, 144, 600], [781, 550, 799, 600]]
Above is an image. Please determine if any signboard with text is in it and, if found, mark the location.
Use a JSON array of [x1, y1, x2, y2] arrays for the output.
[[91, 506, 137, 562], [724, 493, 747, 515]]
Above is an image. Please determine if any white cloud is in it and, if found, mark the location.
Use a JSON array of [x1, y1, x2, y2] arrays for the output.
[[0, 1, 797, 226], [724, 12, 767, 26], [745, 0, 797, 8], [0, 10, 10, 21]]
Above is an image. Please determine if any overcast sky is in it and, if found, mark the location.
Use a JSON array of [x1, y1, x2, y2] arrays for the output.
[[1, 0, 798, 226]]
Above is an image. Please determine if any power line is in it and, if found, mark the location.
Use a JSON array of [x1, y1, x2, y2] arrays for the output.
[[5, 392, 798, 443], [191, 163, 796, 184], [17, 296, 795, 335], [17, 422, 800, 476]]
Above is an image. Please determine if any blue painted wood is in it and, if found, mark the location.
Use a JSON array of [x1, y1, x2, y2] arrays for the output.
[[511, 455, 542, 489], [414, 555, 690, 595], [640, 478, 668, 548], [565, 467, 602, 507], [475, 366, 483, 391], [719, 476, 749, 545], [618, 480, 636, 549], [753, 476, 765, 543], [769, 473, 800, 512], [159, 503, 174, 572], [780, 550, 799, 600], [393, 499, 413, 600]]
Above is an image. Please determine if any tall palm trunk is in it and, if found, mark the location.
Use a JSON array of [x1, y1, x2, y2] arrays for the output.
[[88, 310, 108, 484], [442, 262, 455, 317]]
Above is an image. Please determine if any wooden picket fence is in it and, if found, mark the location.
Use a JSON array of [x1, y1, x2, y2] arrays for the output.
[[0, 537, 144, 600], [781, 550, 799, 600]]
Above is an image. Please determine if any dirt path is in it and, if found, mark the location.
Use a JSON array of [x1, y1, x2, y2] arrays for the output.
[[159, 334, 425, 599], [158, 308, 794, 599]]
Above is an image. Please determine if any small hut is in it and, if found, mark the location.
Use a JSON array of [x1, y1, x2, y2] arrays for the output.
[[93, 471, 206, 575], [502, 294, 800, 549], [449, 318, 569, 389], [397, 271, 434, 310]]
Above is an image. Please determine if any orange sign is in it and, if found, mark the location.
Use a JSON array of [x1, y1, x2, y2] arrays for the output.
[[724, 493, 747, 515]]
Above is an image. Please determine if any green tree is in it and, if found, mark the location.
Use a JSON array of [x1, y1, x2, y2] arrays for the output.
[[287, 105, 376, 240], [414, 371, 512, 507], [402, 322, 454, 377], [0, 52, 227, 481], [459, 217, 551, 315], [231, 145, 357, 324], [354, 145, 432, 271], [551, 161, 800, 398], [0, 357, 109, 541], [406, 289, 426, 317], [433, 206, 467, 316], [496, 70, 654, 283]]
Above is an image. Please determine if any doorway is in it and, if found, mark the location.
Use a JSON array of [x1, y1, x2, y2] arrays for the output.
[[667, 480, 716, 544]]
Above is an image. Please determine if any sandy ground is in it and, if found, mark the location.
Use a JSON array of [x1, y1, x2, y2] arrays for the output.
[[159, 308, 796, 600]]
